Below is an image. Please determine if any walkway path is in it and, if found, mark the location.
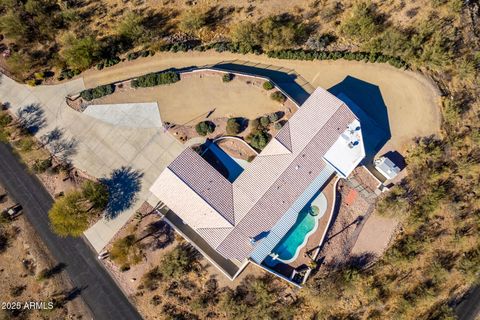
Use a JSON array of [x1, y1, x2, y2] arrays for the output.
[[0, 74, 183, 252]]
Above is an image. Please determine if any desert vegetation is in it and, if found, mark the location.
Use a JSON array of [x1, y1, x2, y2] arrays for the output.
[[48, 181, 108, 237], [0, 0, 479, 318]]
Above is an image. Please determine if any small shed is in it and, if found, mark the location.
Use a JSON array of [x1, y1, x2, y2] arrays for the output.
[[374, 156, 401, 180]]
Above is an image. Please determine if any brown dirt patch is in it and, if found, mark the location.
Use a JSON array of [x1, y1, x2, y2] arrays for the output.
[[351, 212, 399, 257]]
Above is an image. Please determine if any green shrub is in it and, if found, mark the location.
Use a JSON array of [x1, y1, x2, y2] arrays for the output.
[[32, 158, 52, 173], [339, 2, 382, 42], [34, 72, 44, 80], [248, 131, 271, 150], [270, 91, 287, 103], [195, 121, 215, 136], [222, 73, 233, 82], [268, 112, 279, 122], [159, 245, 195, 278], [80, 84, 115, 101], [110, 234, 141, 266], [131, 71, 180, 88], [178, 9, 207, 34], [260, 116, 270, 127], [82, 180, 109, 210], [141, 266, 162, 291], [15, 137, 34, 152], [226, 118, 241, 135], [274, 122, 283, 130], [263, 81, 274, 90], [0, 113, 12, 127]]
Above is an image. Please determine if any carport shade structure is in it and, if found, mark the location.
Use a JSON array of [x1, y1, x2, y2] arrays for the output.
[[150, 87, 366, 275]]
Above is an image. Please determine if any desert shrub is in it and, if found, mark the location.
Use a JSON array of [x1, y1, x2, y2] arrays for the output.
[[195, 121, 215, 136], [230, 14, 308, 51], [178, 9, 207, 34], [0, 229, 9, 253], [248, 131, 271, 150], [131, 71, 180, 88], [226, 118, 241, 135], [219, 275, 294, 319], [81, 180, 109, 210], [15, 137, 34, 152], [0, 113, 13, 127], [222, 73, 233, 82], [32, 158, 52, 173], [160, 245, 196, 278], [110, 234, 141, 267], [80, 84, 115, 101], [268, 112, 279, 122], [305, 33, 337, 50], [270, 91, 287, 103], [60, 34, 100, 70], [259, 116, 270, 127], [117, 12, 146, 44], [36, 263, 66, 281], [274, 122, 283, 130], [339, 2, 383, 41], [10, 285, 26, 297], [102, 56, 120, 68], [262, 81, 274, 90], [141, 266, 163, 291]]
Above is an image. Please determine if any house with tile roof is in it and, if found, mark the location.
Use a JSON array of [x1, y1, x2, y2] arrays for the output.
[[150, 87, 365, 282]]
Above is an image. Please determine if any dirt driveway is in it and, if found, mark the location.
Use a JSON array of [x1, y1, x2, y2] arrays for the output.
[[83, 51, 441, 154]]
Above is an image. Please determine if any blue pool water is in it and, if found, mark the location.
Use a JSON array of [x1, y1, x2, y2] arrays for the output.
[[264, 208, 319, 267]]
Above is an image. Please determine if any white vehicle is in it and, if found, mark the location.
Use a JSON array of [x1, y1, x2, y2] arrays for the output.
[[97, 250, 109, 260]]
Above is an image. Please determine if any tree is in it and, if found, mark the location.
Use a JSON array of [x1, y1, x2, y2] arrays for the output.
[[82, 180, 109, 210], [178, 9, 207, 34], [48, 191, 89, 237], [60, 33, 100, 70], [109, 234, 141, 267]]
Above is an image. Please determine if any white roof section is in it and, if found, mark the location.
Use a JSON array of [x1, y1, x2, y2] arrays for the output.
[[83, 102, 162, 128], [323, 119, 365, 178], [150, 168, 234, 229]]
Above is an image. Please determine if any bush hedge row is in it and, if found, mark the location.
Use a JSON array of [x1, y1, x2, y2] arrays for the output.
[[80, 84, 115, 101], [131, 71, 180, 88], [267, 49, 408, 68], [157, 40, 407, 69]]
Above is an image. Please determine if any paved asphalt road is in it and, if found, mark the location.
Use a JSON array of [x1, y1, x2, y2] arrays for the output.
[[456, 285, 480, 320], [0, 143, 142, 320]]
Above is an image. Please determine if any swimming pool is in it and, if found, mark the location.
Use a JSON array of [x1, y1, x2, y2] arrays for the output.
[[264, 192, 327, 267]]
